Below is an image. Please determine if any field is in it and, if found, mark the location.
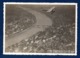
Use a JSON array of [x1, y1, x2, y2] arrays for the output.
[[6, 5, 36, 38]]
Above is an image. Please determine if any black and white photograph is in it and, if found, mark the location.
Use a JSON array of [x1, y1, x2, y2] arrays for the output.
[[3, 3, 77, 55]]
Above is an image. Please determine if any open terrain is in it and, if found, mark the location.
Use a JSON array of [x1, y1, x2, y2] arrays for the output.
[[5, 5, 75, 53]]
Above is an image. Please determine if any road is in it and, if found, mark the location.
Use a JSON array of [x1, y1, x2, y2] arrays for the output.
[[5, 6, 52, 48]]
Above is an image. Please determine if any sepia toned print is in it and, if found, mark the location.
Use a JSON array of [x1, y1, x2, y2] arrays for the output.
[[3, 3, 77, 55]]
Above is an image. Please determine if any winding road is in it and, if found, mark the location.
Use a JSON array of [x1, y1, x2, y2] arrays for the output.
[[5, 6, 52, 48]]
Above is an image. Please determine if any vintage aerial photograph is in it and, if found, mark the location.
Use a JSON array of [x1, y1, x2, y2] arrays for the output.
[[3, 3, 77, 55]]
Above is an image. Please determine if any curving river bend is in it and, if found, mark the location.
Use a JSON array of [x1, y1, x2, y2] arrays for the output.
[[5, 6, 52, 48]]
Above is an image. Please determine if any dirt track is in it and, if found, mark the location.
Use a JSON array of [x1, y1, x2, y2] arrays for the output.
[[5, 6, 52, 48]]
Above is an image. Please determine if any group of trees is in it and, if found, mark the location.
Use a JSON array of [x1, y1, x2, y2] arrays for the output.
[[6, 23, 75, 53]]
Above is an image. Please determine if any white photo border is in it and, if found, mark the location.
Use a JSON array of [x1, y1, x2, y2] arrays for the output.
[[3, 2, 78, 56]]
